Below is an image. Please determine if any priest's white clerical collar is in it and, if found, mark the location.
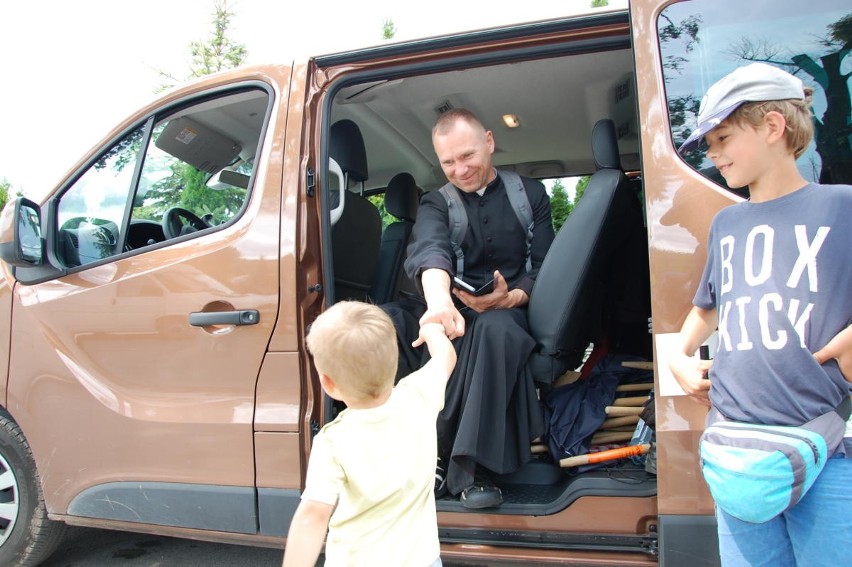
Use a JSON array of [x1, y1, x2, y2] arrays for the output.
[[476, 169, 498, 196]]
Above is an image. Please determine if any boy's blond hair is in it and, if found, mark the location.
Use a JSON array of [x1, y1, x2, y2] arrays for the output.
[[306, 301, 398, 400], [727, 87, 814, 158]]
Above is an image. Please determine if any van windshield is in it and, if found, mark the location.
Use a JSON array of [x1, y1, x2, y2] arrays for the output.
[[659, 0, 852, 192]]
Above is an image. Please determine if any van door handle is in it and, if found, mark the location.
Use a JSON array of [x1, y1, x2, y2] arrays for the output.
[[189, 310, 260, 327]]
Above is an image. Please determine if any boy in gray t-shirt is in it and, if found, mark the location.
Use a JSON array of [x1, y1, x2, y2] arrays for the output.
[[670, 62, 851, 566]]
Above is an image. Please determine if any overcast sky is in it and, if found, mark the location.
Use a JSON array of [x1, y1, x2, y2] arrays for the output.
[[0, 0, 625, 200]]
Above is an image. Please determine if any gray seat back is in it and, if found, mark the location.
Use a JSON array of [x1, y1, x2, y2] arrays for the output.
[[527, 119, 642, 386], [329, 120, 382, 302], [369, 172, 421, 304]]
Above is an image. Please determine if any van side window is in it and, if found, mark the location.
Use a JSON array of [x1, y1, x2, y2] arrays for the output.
[[659, 0, 852, 192], [54, 88, 268, 267], [56, 129, 142, 266]]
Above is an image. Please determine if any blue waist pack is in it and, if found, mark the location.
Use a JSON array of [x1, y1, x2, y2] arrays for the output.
[[699, 397, 850, 524]]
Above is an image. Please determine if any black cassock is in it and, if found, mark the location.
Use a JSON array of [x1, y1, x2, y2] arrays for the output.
[[383, 173, 555, 495]]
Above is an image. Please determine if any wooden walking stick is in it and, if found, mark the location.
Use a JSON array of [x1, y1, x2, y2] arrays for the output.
[[612, 395, 647, 407], [560, 443, 651, 468], [590, 431, 634, 445], [615, 383, 654, 392], [605, 405, 643, 416], [599, 415, 640, 430]]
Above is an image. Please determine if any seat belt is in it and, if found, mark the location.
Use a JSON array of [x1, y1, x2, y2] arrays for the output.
[[438, 170, 533, 281]]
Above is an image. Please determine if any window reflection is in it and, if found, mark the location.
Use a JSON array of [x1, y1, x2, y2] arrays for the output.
[[659, 0, 852, 191], [52, 88, 268, 268]]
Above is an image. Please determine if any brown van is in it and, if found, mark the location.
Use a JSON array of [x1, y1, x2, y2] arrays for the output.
[[1, 0, 848, 564]]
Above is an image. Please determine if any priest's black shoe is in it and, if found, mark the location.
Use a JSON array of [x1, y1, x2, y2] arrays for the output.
[[459, 473, 503, 509]]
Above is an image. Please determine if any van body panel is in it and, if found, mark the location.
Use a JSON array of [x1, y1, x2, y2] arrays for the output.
[[657, 514, 720, 567], [254, 432, 302, 489], [267, 62, 307, 355], [284, 60, 327, 463], [4, 69, 291, 516], [49, 513, 286, 548], [257, 487, 301, 537], [66, 482, 258, 533], [630, 0, 731, 517], [254, 352, 301, 432], [7, 221, 278, 513], [0, 276, 11, 405], [439, 545, 657, 566]]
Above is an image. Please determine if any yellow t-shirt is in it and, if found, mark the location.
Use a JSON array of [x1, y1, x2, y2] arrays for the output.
[[301, 363, 448, 566]]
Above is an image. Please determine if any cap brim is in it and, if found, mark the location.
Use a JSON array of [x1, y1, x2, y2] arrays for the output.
[[677, 103, 741, 155]]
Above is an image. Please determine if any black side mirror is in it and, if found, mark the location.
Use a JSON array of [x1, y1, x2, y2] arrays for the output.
[[0, 197, 44, 267]]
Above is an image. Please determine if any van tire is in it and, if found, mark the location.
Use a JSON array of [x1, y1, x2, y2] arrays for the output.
[[0, 409, 66, 566]]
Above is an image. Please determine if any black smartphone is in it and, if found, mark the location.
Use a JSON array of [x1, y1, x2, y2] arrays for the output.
[[700, 344, 711, 379], [453, 276, 495, 296]]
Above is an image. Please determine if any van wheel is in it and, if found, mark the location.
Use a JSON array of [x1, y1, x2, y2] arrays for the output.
[[0, 409, 66, 566]]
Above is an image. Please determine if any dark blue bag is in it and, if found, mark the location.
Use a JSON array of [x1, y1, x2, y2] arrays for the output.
[[543, 353, 652, 463]]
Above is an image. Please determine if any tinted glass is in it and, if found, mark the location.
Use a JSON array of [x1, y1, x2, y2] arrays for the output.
[[53, 88, 268, 268], [659, 0, 851, 192]]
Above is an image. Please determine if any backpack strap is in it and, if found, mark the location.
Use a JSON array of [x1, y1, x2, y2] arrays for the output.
[[498, 170, 534, 274], [438, 183, 467, 280], [439, 170, 534, 280]]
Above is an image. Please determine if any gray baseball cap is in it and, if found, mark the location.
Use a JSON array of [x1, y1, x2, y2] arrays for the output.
[[678, 62, 805, 154]]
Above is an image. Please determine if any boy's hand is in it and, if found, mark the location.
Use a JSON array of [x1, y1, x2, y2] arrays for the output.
[[411, 322, 447, 348], [419, 302, 465, 339], [412, 322, 457, 376], [814, 325, 852, 383], [668, 351, 712, 407]]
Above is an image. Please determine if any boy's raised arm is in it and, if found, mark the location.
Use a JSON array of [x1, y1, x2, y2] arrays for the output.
[[282, 499, 334, 567], [412, 322, 457, 377]]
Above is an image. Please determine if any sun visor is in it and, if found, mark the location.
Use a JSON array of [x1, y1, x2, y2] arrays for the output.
[[155, 117, 241, 173]]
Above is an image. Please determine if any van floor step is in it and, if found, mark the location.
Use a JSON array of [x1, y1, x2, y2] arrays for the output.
[[437, 461, 656, 515]]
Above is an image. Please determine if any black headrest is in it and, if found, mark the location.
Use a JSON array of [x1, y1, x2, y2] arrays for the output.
[[329, 119, 368, 182], [592, 119, 621, 171], [384, 173, 421, 221]]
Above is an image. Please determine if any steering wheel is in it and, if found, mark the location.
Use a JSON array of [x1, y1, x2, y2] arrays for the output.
[[162, 207, 209, 239]]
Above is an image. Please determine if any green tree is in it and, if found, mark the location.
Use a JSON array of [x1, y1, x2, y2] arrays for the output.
[[382, 18, 397, 40], [549, 179, 571, 232], [0, 178, 11, 212], [156, 0, 248, 92], [147, 1, 249, 223], [574, 175, 589, 206], [368, 194, 393, 229], [591, 0, 609, 7], [658, 12, 704, 170]]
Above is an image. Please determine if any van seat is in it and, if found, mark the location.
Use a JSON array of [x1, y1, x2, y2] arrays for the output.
[[526, 119, 642, 387], [329, 120, 382, 302], [369, 172, 422, 304]]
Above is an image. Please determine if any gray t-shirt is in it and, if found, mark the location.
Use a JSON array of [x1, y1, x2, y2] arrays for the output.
[[694, 183, 852, 428]]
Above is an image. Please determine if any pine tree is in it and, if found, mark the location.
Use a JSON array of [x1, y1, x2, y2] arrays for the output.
[[156, 1, 248, 92], [549, 180, 571, 233]]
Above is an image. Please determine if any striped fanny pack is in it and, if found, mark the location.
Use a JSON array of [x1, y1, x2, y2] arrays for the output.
[[699, 397, 851, 524]]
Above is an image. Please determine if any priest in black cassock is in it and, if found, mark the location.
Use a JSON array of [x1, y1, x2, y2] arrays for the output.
[[383, 108, 555, 509]]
